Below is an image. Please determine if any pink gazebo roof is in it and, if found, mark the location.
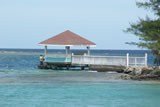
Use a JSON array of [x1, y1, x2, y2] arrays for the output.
[[39, 30, 96, 46]]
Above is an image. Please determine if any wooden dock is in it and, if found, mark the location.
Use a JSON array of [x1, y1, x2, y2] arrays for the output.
[[38, 53, 148, 71]]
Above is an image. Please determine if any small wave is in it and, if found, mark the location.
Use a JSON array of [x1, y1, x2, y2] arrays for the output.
[[88, 71, 97, 72], [107, 71, 118, 74]]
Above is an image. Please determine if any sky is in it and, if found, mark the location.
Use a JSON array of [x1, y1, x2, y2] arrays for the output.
[[0, 0, 153, 49]]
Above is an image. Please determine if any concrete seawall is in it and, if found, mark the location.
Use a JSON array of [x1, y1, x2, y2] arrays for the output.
[[89, 65, 126, 72]]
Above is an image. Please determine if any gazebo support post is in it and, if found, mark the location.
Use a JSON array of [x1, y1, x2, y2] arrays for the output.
[[65, 46, 70, 70], [44, 45, 48, 58], [65, 46, 70, 61], [67, 65, 70, 70], [87, 46, 90, 56]]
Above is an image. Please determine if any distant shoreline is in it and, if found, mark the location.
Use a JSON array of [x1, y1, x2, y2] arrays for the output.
[[0, 48, 152, 51]]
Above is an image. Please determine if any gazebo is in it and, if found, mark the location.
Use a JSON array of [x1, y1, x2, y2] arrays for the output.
[[39, 30, 96, 66], [39, 30, 148, 70]]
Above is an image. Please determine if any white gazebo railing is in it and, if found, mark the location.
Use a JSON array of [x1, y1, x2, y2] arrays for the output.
[[72, 53, 148, 67], [72, 55, 127, 66]]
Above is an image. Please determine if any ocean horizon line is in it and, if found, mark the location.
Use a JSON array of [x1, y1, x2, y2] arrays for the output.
[[0, 48, 151, 51]]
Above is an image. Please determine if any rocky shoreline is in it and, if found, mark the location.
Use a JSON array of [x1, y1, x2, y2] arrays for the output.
[[119, 66, 160, 81]]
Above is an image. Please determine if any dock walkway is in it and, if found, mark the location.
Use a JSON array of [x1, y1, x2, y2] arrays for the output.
[[39, 53, 148, 70]]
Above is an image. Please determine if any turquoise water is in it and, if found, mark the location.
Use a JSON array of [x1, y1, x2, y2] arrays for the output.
[[1, 82, 160, 107], [0, 70, 160, 107], [0, 49, 159, 107]]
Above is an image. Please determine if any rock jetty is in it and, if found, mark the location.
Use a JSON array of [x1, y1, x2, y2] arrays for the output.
[[120, 66, 160, 81]]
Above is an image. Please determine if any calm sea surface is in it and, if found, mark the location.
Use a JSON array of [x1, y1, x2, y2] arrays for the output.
[[0, 49, 159, 107]]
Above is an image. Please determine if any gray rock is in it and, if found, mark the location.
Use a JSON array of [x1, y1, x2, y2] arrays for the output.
[[119, 75, 131, 80], [134, 68, 142, 75], [127, 67, 143, 75], [124, 67, 134, 74], [150, 70, 160, 76], [141, 68, 152, 75]]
